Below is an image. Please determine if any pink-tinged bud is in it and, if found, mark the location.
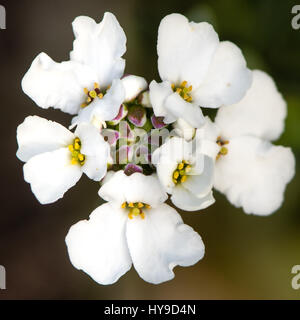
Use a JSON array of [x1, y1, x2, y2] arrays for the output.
[[128, 105, 147, 127], [151, 114, 167, 129], [107, 104, 128, 126], [124, 163, 143, 176]]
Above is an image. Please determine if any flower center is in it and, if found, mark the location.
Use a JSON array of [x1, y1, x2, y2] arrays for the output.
[[216, 136, 229, 160], [68, 137, 85, 166], [80, 82, 108, 109], [121, 201, 151, 219], [171, 80, 193, 103], [172, 160, 191, 184]]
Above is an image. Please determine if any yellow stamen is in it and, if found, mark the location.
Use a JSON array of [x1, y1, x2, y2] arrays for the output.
[[187, 85, 192, 92], [177, 162, 184, 170], [80, 103, 87, 108], [68, 145, 74, 152], [94, 82, 100, 89], [74, 142, 81, 151], [87, 97, 92, 103], [145, 204, 151, 209], [173, 171, 179, 179], [83, 88, 89, 94], [128, 212, 133, 219], [176, 88, 182, 94], [171, 83, 175, 90], [131, 207, 140, 216], [179, 170, 185, 176], [121, 202, 127, 208], [140, 212, 145, 219], [220, 147, 228, 155], [181, 80, 187, 87], [181, 175, 187, 183], [128, 202, 134, 208], [89, 90, 97, 99], [71, 158, 78, 165], [78, 154, 85, 162], [137, 202, 144, 208], [98, 93, 103, 99], [173, 179, 178, 184]]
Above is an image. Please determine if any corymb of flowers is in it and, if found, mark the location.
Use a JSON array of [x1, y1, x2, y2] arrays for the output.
[[16, 12, 295, 285]]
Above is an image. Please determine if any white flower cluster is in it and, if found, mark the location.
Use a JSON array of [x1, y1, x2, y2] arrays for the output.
[[16, 12, 295, 285]]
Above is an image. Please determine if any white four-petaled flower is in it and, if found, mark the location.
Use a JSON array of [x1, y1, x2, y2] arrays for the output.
[[16, 116, 110, 204], [153, 137, 215, 211], [22, 12, 127, 128], [65, 171, 205, 284], [206, 70, 295, 215], [149, 13, 252, 128]]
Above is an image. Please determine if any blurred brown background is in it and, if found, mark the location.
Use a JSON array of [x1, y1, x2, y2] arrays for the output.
[[0, 0, 299, 299]]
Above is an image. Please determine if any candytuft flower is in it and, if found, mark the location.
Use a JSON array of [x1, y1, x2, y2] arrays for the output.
[[153, 137, 215, 211], [212, 70, 295, 215], [16, 116, 110, 204], [65, 171, 205, 284], [22, 13, 127, 126], [149, 13, 252, 128]]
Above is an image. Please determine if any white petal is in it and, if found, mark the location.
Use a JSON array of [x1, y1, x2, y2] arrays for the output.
[[195, 116, 221, 159], [22, 52, 97, 114], [70, 13, 126, 87], [171, 185, 215, 211], [126, 203, 205, 284], [71, 79, 125, 128], [65, 203, 132, 285], [99, 171, 167, 207], [149, 80, 177, 123], [75, 123, 110, 181], [122, 75, 148, 102], [164, 92, 205, 128], [16, 116, 74, 162], [172, 118, 196, 141], [23, 148, 82, 204], [184, 156, 214, 197], [193, 41, 252, 108], [157, 13, 219, 88], [214, 136, 295, 215], [215, 70, 287, 141]]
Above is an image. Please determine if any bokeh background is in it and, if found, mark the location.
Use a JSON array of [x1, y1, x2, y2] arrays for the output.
[[0, 0, 299, 299]]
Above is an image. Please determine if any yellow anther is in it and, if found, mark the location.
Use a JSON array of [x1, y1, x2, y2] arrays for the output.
[[187, 85, 192, 92], [84, 88, 89, 94], [107, 85, 111, 90], [181, 80, 187, 87], [171, 83, 175, 90], [173, 171, 179, 179], [98, 93, 103, 99], [137, 202, 144, 208], [173, 179, 178, 184], [128, 213, 133, 219], [128, 202, 134, 208], [68, 145, 74, 152], [186, 97, 193, 102], [80, 103, 87, 108], [74, 142, 81, 151], [140, 212, 145, 219], [71, 158, 78, 165], [87, 97, 92, 103], [89, 90, 97, 98], [179, 170, 185, 176], [185, 165, 192, 173], [177, 162, 184, 170], [94, 82, 100, 89], [183, 93, 189, 100], [121, 202, 127, 209], [220, 147, 228, 155], [176, 88, 182, 94], [181, 175, 187, 183], [145, 204, 151, 209], [78, 153, 85, 162], [131, 207, 140, 216]]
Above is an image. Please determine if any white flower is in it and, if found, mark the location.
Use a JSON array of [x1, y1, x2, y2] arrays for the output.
[[152, 137, 215, 211], [211, 70, 295, 215], [22, 13, 127, 125], [65, 171, 205, 285], [149, 13, 252, 128], [16, 116, 110, 204], [71, 74, 148, 128]]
